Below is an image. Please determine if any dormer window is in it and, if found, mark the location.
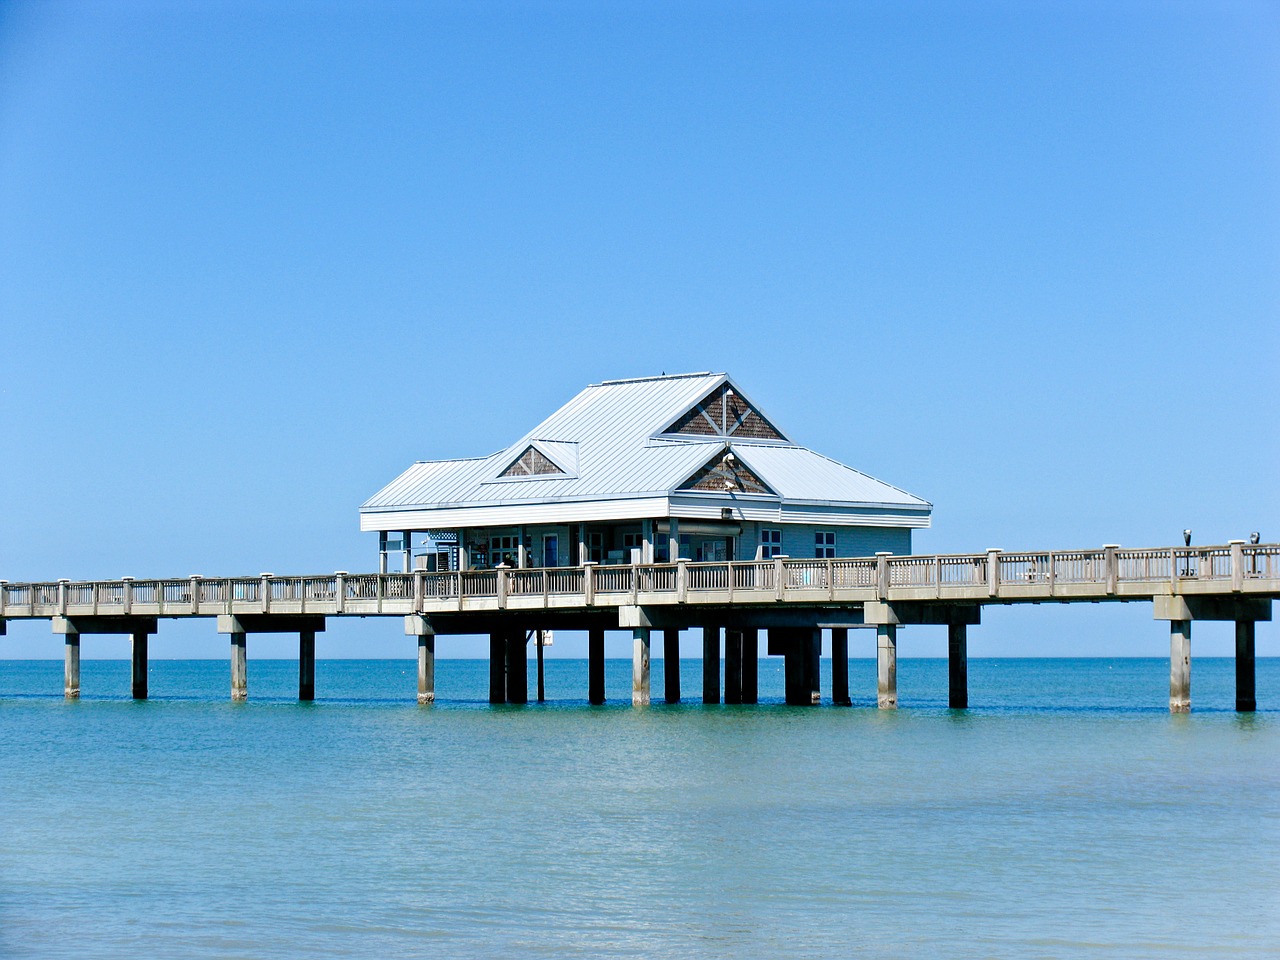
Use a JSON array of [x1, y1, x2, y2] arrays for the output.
[[499, 445, 565, 478], [663, 384, 787, 441]]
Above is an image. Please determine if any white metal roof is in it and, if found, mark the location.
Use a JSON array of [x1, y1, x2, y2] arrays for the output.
[[361, 372, 931, 524]]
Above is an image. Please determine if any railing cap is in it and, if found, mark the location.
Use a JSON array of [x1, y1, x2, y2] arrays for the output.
[[121, 576, 134, 581], [1228, 539, 1246, 545], [985, 548, 1002, 553], [581, 561, 598, 566], [1103, 544, 1121, 549], [189, 574, 202, 579], [58, 578, 70, 583], [874, 552, 893, 557], [260, 572, 274, 577], [335, 571, 348, 576]]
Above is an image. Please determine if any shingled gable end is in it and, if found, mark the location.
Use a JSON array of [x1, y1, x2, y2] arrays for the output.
[[360, 372, 931, 572]]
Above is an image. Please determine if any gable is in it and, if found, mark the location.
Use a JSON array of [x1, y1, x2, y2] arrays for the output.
[[499, 445, 565, 478], [679, 450, 776, 496], [663, 383, 786, 441]]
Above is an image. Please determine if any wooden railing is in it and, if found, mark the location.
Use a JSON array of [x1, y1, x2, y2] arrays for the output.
[[2, 544, 1277, 619]]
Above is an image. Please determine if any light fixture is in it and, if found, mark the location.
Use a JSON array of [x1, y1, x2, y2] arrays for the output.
[[1183, 529, 1192, 547], [1250, 532, 1261, 545]]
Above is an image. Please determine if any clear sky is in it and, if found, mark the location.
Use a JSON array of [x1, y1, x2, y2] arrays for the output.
[[1, 0, 1276, 661]]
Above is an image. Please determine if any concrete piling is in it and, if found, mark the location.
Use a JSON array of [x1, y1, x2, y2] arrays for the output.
[[663, 628, 681, 703], [418, 634, 435, 704], [948, 622, 968, 709], [131, 631, 148, 700], [230, 631, 247, 701], [632, 628, 650, 706], [702, 626, 720, 704], [506, 629, 528, 705], [831, 627, 851, 706], [299, 629, 316, 702], [64, 634, 80, 700], [489, 632, 505, 704], [877, 624, 897, 709], [1236, 620, 1256, 713], [1169, 620, 1191, 713], [741, 628, 758, 705], [588, 627, 605, 705], [725, 627, 744, 704]]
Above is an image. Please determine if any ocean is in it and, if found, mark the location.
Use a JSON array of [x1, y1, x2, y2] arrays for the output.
[[1, 657, 1278, 958]]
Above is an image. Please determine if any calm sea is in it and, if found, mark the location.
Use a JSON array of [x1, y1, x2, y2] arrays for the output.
[[2, 657, 1278, 959]]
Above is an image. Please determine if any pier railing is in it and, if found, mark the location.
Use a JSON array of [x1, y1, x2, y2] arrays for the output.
[[2, 544, 1277, 620]]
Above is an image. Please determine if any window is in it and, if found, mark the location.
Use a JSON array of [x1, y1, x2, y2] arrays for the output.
[[761, 529, 782, 559], [588, 532, 604, 564], [543, 535, 558, 568], [815, 531, 836, 559]]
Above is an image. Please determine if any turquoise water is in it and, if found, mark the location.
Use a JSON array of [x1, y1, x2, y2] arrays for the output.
[[2, 658, 1278, 958]]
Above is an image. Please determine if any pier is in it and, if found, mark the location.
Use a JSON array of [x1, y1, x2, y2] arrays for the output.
[[3, 541, 1276, 711]]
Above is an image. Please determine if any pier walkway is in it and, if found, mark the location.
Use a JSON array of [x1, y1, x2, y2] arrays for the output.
[[3, 542, 1276, 712]]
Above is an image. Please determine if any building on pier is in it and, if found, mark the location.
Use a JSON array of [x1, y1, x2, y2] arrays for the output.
[[360, 372, 931, 572]]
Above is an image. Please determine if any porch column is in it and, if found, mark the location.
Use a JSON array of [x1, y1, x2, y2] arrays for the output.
[[402, 530, 412, 574], [64, 632, 80, 700], [1169, 620, 1191, 713], [642, 519, 654, 564], [299, 629, 316, 701], [724, 628, 744, 704], [131, 631, 148, 700], [506, 628, 528, 704], [831, 627, 850, 706], [663, 628, 681, 703], [588, 627, 605, 705], [702, 626, 720, 704], [741, 628, 758, 704], [632, 628, 651, 706], [379, 531, 388, 575], [948, 622, 968, 709], [669, 517, 680, 561], [489, 632, 506, 704], [877, 624, 897, 709], [231, 629, 247, 701], [1236, 620, 1256, 713]]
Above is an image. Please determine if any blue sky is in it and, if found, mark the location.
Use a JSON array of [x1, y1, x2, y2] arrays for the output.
[[1, 0, 1276, 662]]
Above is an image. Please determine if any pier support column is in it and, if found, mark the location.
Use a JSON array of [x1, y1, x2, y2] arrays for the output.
[[782, 628, 820, 706], [298, 629, 316, 702], [632, 628, 650, 706], [588, 628, 605, 705], [489, 632, 506, 704], [702, 626, 720, 704], [1236, 620, 1256, 713], [1169, 620, 1191, 714], [131, 632, 148, 700], [725, 628, 744, 704], [741, 628, 758, 705], [536, 630, 546, 703], [831, 628, 850, 706], [406, 616, 435, 704], [506, 629, 528, 705], [663, 629, 681, 703], [948, 623, 968, 709], [877, 624, 897, 709], [64, 633, 80, 700], [231, 630, 247, 701]]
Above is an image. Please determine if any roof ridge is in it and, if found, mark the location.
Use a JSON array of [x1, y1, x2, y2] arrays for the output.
[[594, 372, 719, 386]]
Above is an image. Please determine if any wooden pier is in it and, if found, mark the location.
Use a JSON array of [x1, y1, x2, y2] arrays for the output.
[[2, 542, 1276, 711]]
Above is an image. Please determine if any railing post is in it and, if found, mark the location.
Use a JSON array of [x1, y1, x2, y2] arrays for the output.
[[496, 564, 508, 608], [630, 565, 639, 604], [875, 552, 891, 600], [414, 569, 425, 612], [775, 556, 787, 601], [122, 576, 133, 615], [986, 549, 1001, 598], [261, 573, 272, 613], [676, 559, 688, 603], [0, 580, 6, 617], [190, 575, 201, 615], [57, 579, 68, 616], [335, 572, 346, 613], [829, 558, 836, 600], [1229, 540, 1245, 592], [1104, 545, 1119, 595], [582, 561, 596, 605]]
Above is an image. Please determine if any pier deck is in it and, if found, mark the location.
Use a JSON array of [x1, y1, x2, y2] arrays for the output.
[[3, 542, 1276, 711]]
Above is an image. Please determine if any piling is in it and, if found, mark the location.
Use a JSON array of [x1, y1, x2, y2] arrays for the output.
[[741, 628, 758, 704], [131, 631, 148, 700], [506, 629, 528, 704], [588, 627, 605, 705], [64, 634, 80, 700], [1235, 620, 1255, 713], [488, 632, 505, 704], [298, 629, 316, 701], [632, 628, 650, 706], [417, 634, 435, 704], [948, 622, 968, 709], [702, 626, 720, 704], [830, 627, 850, 706], [1169, 620, 1191, 713], [877, 624, 897, 709], [230, 630, 247, 701], [663, 628, 681, 703], [724, 628, 744, 704]]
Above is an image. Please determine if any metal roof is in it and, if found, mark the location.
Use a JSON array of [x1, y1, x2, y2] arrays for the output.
[[361, 372, 931, 519]]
